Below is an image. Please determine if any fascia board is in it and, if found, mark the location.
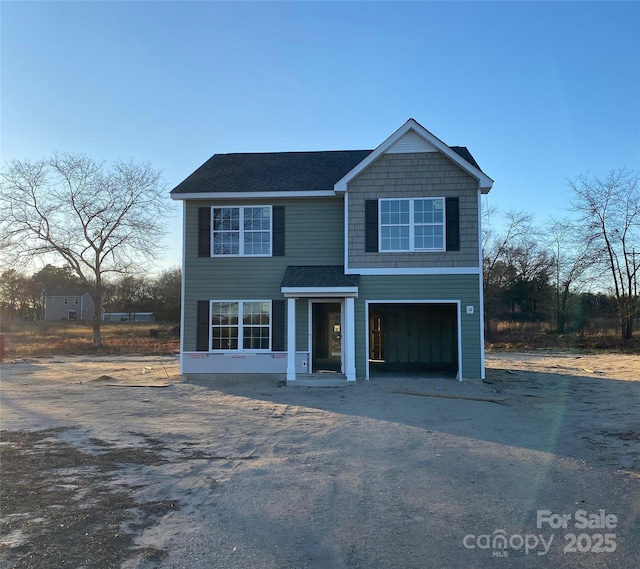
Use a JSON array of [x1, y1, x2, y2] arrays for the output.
[[170, 190, 337, 201]]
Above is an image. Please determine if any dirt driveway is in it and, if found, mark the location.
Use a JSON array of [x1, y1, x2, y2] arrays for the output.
[[1, 352, 639, 568]]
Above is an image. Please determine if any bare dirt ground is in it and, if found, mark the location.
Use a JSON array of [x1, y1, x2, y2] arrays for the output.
[[1, 351, 639, 568]]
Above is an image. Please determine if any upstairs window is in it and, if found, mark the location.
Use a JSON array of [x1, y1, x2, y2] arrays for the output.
[[212, 206, 272, 256], [379, 198, 445, 252]]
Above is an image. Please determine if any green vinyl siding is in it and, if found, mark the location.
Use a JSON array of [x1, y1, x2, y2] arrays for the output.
[[183, 197, 344, 351], [295, 299, 308, 351], [356, 274, 483, 379]]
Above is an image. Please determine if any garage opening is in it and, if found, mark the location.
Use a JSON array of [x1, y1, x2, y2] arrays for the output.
[[368, 303, 458, 377]]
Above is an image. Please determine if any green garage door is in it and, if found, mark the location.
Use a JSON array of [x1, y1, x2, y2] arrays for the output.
[[369, 303, 457, 375]]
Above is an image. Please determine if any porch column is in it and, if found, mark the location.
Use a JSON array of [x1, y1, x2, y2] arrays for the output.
[[345, 297, 356, 381], [287, 297, 296, 381]]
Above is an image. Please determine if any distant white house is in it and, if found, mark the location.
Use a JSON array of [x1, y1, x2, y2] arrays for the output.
[[44, 289, 94, 321]]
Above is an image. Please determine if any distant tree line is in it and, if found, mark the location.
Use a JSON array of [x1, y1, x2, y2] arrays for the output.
[[484, 169, 639, 339], [0, 265, 181, 323], [1, 155, 637, 341]]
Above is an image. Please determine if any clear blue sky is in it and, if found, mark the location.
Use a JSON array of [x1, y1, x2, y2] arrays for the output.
[[2, 1, 639, 272]]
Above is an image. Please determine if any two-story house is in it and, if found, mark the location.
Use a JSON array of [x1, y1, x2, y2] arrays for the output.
[[44, 289, 94, 321], [170, 119, 493, 382]]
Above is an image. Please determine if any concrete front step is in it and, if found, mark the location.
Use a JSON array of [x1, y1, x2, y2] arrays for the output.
[[286, 374, 355, 387]]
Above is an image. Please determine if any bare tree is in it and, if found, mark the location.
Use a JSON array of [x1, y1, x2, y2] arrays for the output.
[[0, 154, 169, 345], [545, 218, 598, 333], [482, 208, 536, 338], [570, 169, 640, 339]]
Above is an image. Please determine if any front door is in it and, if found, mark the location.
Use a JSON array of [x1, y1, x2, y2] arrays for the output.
[[312, 302, 342, 372]]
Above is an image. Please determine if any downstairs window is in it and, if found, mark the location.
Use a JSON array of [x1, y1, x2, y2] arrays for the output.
[[210, 300, 271, 351]]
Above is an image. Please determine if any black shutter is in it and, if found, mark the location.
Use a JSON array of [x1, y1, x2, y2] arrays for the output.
[[272, 206, 285, 256], [196, 300, 210, 351], [446, 197, 460, 251], [271, 300, 285, 351], [365, 200, 378, 252], [198, 207, 211, 257]]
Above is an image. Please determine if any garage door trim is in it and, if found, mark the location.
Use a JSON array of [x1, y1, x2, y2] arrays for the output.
[[364, 300, 462, 381]]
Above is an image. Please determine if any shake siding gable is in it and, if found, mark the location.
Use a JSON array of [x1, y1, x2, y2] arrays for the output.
[[347, 152, 479, 269]]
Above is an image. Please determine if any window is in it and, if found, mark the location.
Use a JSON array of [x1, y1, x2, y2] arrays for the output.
[[74, 298, 79, 305], [210, 300, 271, 351], [379, 198, 445, 252], [64, 298, 68, 305], [211, 302, 238, 350], [212, 206, 272, 256]]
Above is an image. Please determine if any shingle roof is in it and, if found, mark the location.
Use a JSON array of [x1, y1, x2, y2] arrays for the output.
[[170, 147, 481, 195], [450, 146, 481, 170], [46, 288, 90, 297], [281, 266, 360, 289], [171, 150, 372, 195]]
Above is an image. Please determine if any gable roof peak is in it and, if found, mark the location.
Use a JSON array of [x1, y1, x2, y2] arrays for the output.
[[334, 118, 493, 194]]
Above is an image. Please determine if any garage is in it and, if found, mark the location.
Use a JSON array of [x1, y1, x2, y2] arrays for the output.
[[368, 303, 458, 377]]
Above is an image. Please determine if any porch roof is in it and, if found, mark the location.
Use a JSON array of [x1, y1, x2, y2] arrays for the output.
[[281, 266, 360, 298]]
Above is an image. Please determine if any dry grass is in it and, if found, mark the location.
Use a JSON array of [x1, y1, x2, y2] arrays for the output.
[[0, 320, 179, 359], [2, 319, 638, 361], [486, 319, 640, 353]]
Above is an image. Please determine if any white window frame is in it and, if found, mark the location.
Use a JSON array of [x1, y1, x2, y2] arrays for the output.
[[211, 206, 273, 257], [209, 300, 272, 352], [379, 197, 446, 252]]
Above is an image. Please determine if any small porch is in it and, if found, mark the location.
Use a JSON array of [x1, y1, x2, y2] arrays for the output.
[[281, 266, 359, 384]]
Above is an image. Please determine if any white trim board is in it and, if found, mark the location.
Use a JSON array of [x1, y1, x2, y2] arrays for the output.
[[281, 287, 359, 298], [345, 267, 481, 275], [179, 201, 186, 375], [307, 298, 346, 376], [478, 191, 486, 380]]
